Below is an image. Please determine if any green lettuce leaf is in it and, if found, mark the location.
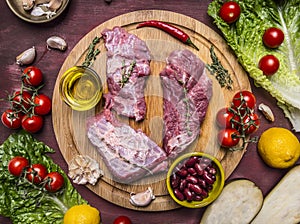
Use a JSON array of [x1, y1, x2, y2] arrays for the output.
[[0, 131, 87, 224], [208, 0, 300, 131]]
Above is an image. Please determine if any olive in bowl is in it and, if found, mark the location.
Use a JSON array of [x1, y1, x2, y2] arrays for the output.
[[166, 152, 225, 208]]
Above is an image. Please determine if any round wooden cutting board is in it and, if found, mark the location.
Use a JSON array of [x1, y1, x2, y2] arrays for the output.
[[52, 10, 251, 211]]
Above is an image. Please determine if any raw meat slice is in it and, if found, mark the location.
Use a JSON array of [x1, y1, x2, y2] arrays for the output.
[[87, 109, 168, 183], [160, 49, 212, 157], [101, 26, 151, 121]]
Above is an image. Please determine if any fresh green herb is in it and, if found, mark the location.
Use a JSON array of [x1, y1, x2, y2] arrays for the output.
[[119, 60, 136, 88], [82, 36, 101, 67], [206, 46, 233, 90], [0, 131, 87, 224]]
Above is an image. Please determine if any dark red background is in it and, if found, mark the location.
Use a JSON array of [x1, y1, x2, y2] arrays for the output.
[[1, 1, 299, 223]]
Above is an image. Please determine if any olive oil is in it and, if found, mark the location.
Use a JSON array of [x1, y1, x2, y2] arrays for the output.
[[59, 66, 102, 111]]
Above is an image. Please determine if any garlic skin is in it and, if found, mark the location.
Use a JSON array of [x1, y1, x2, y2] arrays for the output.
[[16, 46, 36, 65], [46, 36, 67, 51], [68, 155, 103, 185], [130, 187, 155, 207]]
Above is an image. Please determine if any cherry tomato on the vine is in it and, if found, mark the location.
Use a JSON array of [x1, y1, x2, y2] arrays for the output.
[[219, 1, 241, 24], [217, 128, 240, 148], [263, 27, 284, 49], [232, 90, 256, 111], [258, 54, 280, 76], [12, 91, 32, 110], [242, 113, 260, 135], [1, 109, 23, 129], [113, 216, 132, 224], [22, 66, 43, 87], [8, 156, 29, 177], [33, 94, 52, 115], [26, 163, 48, 184], [216, 107, 240, 129], [21, 114, 43, 133], [44, 172, 64, 192]]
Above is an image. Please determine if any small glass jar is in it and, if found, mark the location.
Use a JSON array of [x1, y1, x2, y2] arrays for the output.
[[59, 66, 103, 111]]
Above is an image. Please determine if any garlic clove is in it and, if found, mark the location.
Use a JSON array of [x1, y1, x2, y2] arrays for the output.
[[129, 187, 155, 207], [16, 46, 36, 66], [22, 0, 35, 10], [258, 103, 275, 122], [46, 36, 67, 51], [48, 0, 63, 11]]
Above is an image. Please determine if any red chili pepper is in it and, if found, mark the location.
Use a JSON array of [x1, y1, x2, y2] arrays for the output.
[[136, 20, 199, 51]]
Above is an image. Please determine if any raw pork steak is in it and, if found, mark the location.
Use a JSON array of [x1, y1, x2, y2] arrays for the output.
[[87, 109, 168, 183], [102, 27, 151, 121], [160, 49, 212, 157]]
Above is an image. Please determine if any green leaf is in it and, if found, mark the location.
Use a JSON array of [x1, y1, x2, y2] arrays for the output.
[[208, 0, 300, 131], [0, 131, 87, 224]]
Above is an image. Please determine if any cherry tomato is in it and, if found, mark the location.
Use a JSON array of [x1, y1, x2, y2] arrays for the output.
[[216, 107, 239, 128], [33, 94, 52, 115], [12, 91, 32, 110], [1, 109, 23, 129], [44, 172, 64, 192], [21, 114, 43, 133], [258, 54, 280, 76], [219, 1, 241, 24], [263, 27, 284, 48], [113, 216, 132, 224], [22, 66, 43, 87], [242, 113, 260, 135], [26, 163, 48, 184], [232, 90, 256, 111], [217, 128, 240, 148], [8, 156, 29, 177]]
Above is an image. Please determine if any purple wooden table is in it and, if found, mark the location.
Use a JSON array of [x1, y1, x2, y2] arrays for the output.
[[0, 1, 299, 223]]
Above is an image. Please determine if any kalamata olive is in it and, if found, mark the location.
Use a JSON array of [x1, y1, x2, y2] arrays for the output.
[[189, 184, 203, 195], [179, 179, 187, 191], [187, 167, 197, 175], [176, 168, 188, 177], [203, 171, 215, 185], [183, 188, 193, 201], [171, 174, 180, 188], [185, 156, 198, 167], [186, 175, 198, 184], [173, 188, 185, 201], [194, 163, 204, 176]]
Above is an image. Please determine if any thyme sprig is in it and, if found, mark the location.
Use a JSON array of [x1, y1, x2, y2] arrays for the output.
[[119, 60, 136, 88], [82, 36, 101, 67], [117, 152, 153, 175], [206, 45, 233, 90]]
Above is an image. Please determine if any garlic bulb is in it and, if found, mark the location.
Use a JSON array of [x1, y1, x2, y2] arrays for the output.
[[16, 46, 36, 65], [130, 187, 155, 207], [68, 155, 103, 185], [46, 36, 67, 51]]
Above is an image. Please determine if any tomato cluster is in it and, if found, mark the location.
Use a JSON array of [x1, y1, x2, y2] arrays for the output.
[[1, 66, 52, 133], [216, 90, 260, 149], [8, 156, 64, 193]]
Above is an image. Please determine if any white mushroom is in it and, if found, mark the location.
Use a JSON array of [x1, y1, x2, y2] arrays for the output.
[[22, 0, 35, 10], [68, 155, 103, 185], [46, 36, 67, 51], [16, 46, 36, 65], [130, 187, 155, 207]]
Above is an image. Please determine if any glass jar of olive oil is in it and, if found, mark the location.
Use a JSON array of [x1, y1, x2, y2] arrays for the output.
[[59, 66, 103, 111]]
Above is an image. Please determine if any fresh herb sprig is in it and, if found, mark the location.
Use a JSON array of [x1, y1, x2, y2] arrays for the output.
[[82, 36, 101, 67], [119, 60, 136, 88], [206, 46, 233, 90]]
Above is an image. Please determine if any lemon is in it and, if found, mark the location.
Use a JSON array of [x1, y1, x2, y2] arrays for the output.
[[258, 127, 300, 169], [64, 204, 100, 224]]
